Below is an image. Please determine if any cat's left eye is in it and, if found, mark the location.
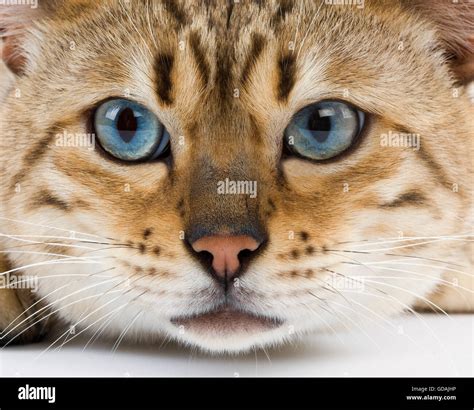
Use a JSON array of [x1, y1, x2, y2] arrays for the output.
[[94, 99, 170, 162], [284, 100, 365, 161]]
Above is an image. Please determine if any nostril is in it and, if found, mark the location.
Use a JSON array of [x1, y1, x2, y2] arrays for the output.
[[237, 248, 254, 262], [238, 248, 253, 256], [193, 249, 214, 269], [236, 246, 263, 275]]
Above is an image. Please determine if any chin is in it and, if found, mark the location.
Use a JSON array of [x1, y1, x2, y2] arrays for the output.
[[165, 307, 291, 354]]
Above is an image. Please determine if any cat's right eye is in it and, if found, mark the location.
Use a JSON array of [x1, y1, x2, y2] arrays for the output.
[[94, 99, 170, 162]]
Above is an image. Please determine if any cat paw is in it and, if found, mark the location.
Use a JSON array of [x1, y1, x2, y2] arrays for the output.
[[414, 268, 474, 313], [0, 288, 49, 346]]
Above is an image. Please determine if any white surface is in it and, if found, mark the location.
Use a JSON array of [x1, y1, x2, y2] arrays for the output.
[[0, 314, 472, 377]]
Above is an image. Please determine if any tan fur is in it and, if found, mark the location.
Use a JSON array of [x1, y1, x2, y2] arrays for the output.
[[0, 0, 472, 352]]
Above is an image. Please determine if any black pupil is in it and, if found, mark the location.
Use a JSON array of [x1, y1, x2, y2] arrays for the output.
[[307, 109, 331, 143], [117, 107, 138, 143]]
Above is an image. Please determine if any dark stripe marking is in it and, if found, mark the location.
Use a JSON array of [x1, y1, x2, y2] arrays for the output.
[[270, 0, 294, 29], [31, 190, 70, 211], [189, 31, 210, 88], [162, 0, 189, 28], [416, 146, 452, 191], [240, 33, 266, 87], [154, 53, 175, 105], [10, 125, 58, 189], [380, 190, 426, 208], [277, 53, 297, 101], [216, 50, 232, 102], [226, 0, 234, 29]]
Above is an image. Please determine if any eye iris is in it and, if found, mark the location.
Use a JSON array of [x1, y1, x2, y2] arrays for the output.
[[116, 107, 138, 143], [285, 100, 364, 161], [94, 99, 170, 162]]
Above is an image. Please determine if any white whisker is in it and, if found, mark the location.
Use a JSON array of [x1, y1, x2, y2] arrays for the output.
[[37, 299, 129, 358], [0, 268, 116, 334], [1, 258, 103, 277], [347, 233, 473, 248], [351, 277, 452, 318], [0, 276, 119, 340], [112, 311, 143, 353], [0, 215, 111, 240]]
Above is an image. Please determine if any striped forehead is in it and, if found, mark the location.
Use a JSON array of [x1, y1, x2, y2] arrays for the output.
[[151, 0, 298, 106]]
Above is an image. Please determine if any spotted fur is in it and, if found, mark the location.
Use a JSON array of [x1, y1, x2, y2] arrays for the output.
[[0, 0, 472, 353]]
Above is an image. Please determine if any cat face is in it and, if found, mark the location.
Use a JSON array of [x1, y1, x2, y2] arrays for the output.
[[1, 1, 472, 352]]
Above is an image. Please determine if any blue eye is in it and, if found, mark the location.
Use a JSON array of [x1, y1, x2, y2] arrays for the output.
[[284, 100, 365, 161], [94, 99, 170, 162]]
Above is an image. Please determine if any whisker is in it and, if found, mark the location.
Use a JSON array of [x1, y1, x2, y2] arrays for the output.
[[334, 232, 473, 247], [0, 267, 116, 334], [350, 277, 452, 319], [2, 288, 125, 348], [323, 267, 389, 296], [58, 288, 149, 352], [337, 285, 459, 366], [0, 249, 110, 261], [1, 258, 103, 277], [111, 311, 143, 353], [343, 259, 471, 277], [82, 246, 136, 254], [5, 273, 116, 288], [261, 346, 272, 365], [0, 233, 119, 246], [311, 275, 400, 334], [0, 275, 119, 340], [82, 308, 125, 350], [352, 265, 474, 294], [332, 291, 431, 351], [325, 251, 382, 278], [346, 238, 473, 253], [340, 233, 473, 249], [37, 299, 130, 358], [0, 234, 98, 250], [328, 249, 466, 268], [300, 301, 345, 345], [0, 283, 70, 334], [0, 216, 114, 241], [58, 274, 144, 348], [324, 299, 391, 350], [296, 0, 324, 59]]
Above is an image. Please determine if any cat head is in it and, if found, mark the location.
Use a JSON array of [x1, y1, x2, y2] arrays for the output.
[[1, 0, 472, 353]]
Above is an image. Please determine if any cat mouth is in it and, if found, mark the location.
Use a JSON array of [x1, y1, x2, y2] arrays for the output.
[[170, 307, 284, 337]]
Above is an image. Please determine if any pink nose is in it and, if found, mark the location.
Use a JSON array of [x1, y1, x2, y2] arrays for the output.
[[191, 235, 260, 278]]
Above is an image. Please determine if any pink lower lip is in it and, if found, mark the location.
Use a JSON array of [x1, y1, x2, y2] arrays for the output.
[[171, 307, 283, 337]]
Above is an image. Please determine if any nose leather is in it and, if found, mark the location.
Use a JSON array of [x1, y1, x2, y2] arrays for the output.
[[191, 235, 260, 278]]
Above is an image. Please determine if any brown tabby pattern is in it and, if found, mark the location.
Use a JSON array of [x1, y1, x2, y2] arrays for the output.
[[0, 0, 472, 352]]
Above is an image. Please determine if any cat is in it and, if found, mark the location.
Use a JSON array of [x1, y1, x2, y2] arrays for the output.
[[0, 0, 472, 353]]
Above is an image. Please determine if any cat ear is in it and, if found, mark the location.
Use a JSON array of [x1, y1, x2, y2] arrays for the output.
[[0, 4, 45, 75], [404, 0, 474, 84]]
